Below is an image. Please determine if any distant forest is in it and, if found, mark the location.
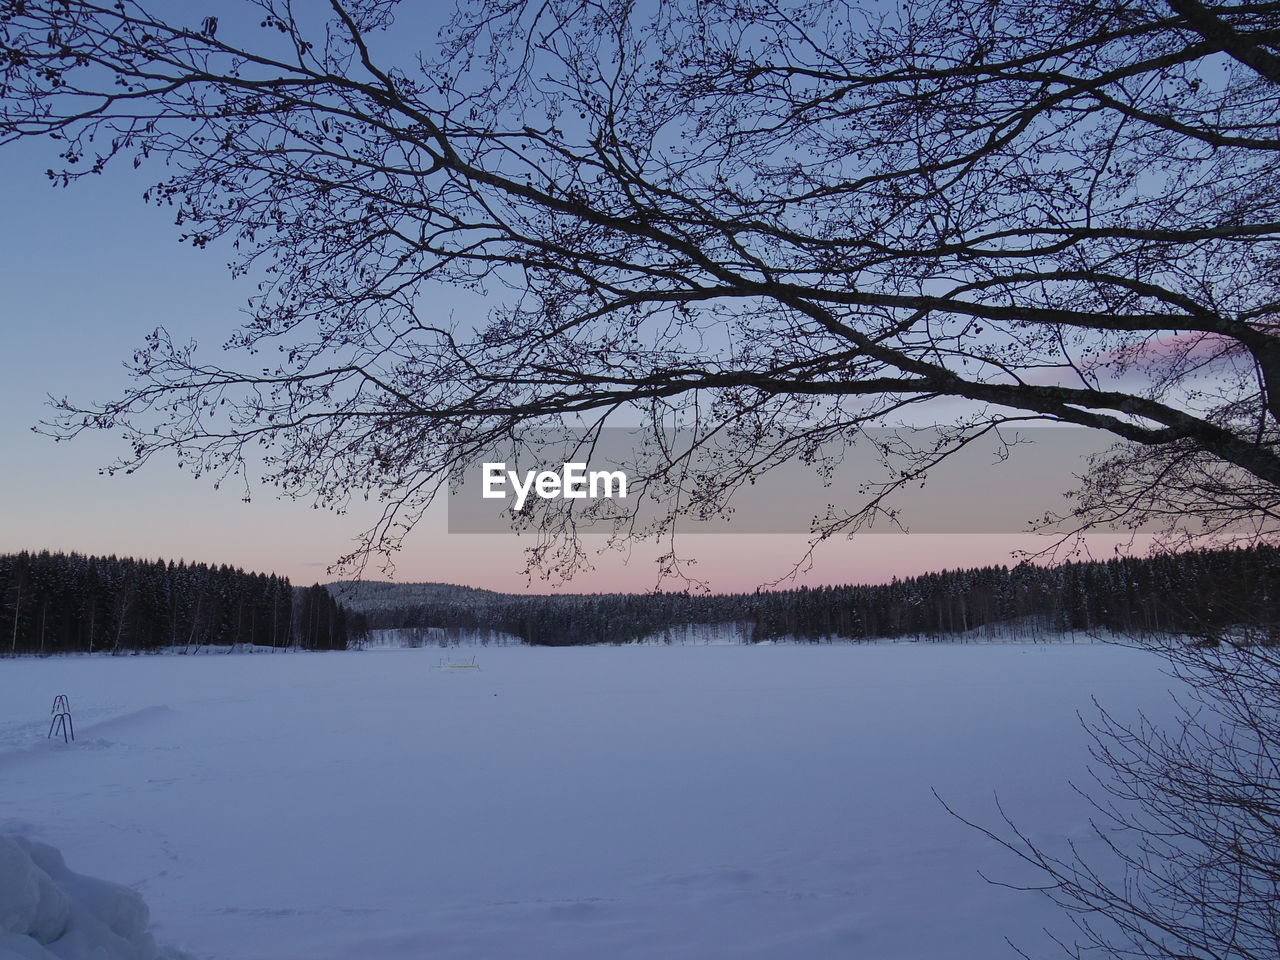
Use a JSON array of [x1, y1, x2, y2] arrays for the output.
[[0, 551, 354, 655], [4, 545, 1276, 655], [343, 545, 1280, 646]]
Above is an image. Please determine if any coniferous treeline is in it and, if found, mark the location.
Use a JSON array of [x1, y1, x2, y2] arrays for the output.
[[743, 546, 1280, 641], [349, 545, 1280, 645], [295, 583, 352, 652], [0, 551, 352, 655], [7, 545, 1273, 653]]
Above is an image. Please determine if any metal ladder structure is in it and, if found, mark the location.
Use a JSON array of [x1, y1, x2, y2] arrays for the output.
[[48, 694, 75, 743]]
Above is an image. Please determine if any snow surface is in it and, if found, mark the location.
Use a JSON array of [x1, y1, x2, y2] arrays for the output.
[[0, 643, 1177, 959]]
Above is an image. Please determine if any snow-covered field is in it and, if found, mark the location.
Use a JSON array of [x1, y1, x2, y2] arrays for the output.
[[0, 642, 1177, 959]]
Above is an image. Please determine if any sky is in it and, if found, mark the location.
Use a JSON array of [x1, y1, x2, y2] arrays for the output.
[[0, 11, 1148, 595]]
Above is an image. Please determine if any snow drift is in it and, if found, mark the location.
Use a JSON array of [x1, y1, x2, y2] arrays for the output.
[[0, 835, 182, 960]]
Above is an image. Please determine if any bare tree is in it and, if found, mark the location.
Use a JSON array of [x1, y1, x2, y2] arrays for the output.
[[945, 618, 1280, 960], [1, 0, 1279, 576]]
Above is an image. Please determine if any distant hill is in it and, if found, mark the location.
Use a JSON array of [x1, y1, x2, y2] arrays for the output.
[[326, 580, 503, 611]]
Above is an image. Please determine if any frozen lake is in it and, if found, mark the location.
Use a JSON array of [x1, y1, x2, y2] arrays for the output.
[[0, 642, 1178, 959]]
